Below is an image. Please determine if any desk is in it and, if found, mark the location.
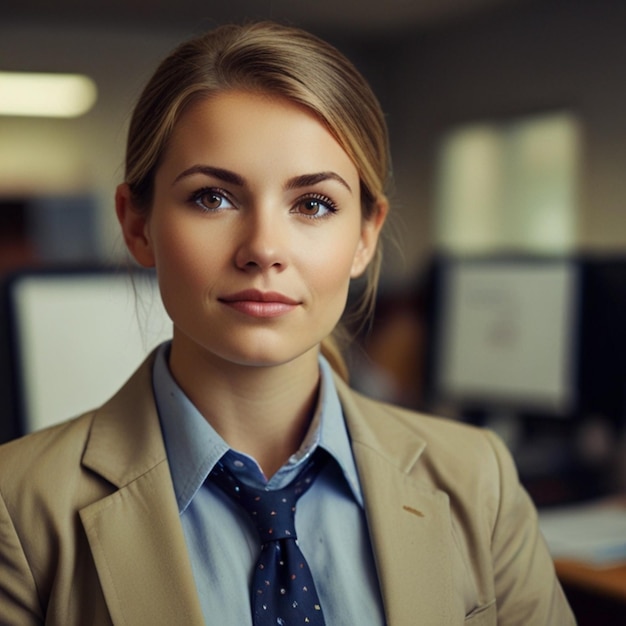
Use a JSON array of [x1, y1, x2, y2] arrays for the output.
[[556, 559, 626, 625], [540, 499, 626, 624], [555, 558, 626, 602]]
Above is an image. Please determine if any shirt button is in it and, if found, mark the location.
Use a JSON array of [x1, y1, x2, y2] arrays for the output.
[[233, 460, 245, 468]]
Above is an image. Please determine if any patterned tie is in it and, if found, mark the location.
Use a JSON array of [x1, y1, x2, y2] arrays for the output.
[[210, 454, 327, 625]]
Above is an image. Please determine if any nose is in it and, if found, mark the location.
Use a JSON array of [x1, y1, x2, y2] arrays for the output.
[[234, 208, 287, 272]]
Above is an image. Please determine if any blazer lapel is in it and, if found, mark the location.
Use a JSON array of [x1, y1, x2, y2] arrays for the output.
[[336, 377, 463, 625], [73, 354, 463, 625], [79, 354, 205, 625]]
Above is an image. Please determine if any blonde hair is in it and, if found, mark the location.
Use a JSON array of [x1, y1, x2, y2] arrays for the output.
[[123, 22, 391, 379]]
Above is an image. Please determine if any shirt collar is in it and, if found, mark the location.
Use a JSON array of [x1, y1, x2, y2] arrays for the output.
[[152, 342, 364, 514]]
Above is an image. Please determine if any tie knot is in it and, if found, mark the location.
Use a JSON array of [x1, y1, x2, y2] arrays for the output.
[[211, 455, 324, 543]]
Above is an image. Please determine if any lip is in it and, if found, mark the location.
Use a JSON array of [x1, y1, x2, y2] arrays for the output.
[[220, 289, 299, 305], [219, 289, 300, 318]]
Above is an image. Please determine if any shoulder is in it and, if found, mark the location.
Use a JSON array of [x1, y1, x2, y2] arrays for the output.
[[383, 399, 511, 476], [340, 380, 507, 470], [0, 356, 162, 560], [0, 412, 95, 476], [338, 382, 518, 516], [337, 381, 576, 624], [0, 412, 99, 509], [0, 410, 110, 589]]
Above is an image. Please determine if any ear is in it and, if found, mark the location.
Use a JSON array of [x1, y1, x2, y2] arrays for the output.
[[350, 196, 389, 278], [115, 183, 155, 267]]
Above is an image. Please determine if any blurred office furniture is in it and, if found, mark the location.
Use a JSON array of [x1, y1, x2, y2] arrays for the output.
[[0, 196, 102, 271], [0, 267, 172, 443], [540, 499, 626, 567], [540, 498, 626, 626], [555, 556, 626, 626], [423, 254, 626, 505]]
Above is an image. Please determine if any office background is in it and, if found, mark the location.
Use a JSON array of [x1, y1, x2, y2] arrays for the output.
[[1, 0, 626, 621]]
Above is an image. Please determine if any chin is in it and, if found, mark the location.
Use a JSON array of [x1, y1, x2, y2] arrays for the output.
[[217, 341, 320, 370]]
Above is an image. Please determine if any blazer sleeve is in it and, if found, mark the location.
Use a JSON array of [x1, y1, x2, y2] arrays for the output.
[[0, 490, 44, 626], [485, 430, 576, 625]]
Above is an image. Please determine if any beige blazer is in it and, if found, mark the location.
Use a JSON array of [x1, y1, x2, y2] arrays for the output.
[[0, 354, 574, 625]]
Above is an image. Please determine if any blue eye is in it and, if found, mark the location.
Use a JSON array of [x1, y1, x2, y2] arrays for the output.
[[294, 195, 337, 219], [191, 188, 234, 212]]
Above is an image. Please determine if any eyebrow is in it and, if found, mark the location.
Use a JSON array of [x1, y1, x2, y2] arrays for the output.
[[285, 172, 352, 194], [173, 165, 245, 186], [173, 165, 352, 193]]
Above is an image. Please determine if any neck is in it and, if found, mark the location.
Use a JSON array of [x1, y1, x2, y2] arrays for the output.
[[168, 339, 322, 478]]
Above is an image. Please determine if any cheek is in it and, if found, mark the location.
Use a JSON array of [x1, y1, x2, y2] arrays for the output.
[[307, 240, 361, 302], [150, 228, 210, 307]]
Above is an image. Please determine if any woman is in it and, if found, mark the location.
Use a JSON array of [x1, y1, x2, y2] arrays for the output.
[[0, 22, 574, 625]]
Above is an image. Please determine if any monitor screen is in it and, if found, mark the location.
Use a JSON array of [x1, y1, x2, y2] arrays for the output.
[[432, 257, 580, 417], [4, 268, 172, 435]]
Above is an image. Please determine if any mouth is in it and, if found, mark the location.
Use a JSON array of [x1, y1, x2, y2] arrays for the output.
[[218, 289, 300, 318]]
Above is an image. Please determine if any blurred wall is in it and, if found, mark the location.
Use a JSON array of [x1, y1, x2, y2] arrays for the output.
[[379, 0, 626, 280], [0, 22, 186, 261]]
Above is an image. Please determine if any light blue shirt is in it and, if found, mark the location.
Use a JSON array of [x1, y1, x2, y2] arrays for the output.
[[153, 343, 386, 625]]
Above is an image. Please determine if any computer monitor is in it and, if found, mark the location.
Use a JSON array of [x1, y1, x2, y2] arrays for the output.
[[0, 268, 172, 441], [429, 256, 581, 419]]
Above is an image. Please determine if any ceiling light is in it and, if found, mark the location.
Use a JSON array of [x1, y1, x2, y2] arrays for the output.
[[0, 71, 97, 118]]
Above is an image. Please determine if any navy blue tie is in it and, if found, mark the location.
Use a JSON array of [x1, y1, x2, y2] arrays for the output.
[[211, 454, 327, 625]]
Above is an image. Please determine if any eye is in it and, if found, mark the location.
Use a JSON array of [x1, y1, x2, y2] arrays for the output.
[[293, 195, 338, 219], [190, 188, 235, 212]]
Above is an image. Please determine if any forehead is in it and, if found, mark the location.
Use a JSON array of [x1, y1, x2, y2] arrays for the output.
[[157, 90, 359, 183]]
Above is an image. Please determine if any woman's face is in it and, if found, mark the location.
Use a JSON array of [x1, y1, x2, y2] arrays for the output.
[[119, 90, 383, 371]]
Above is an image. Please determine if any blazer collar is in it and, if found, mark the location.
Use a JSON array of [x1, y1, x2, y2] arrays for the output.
[[335, 374, 463, 625], [80, 353, 205, 625]]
